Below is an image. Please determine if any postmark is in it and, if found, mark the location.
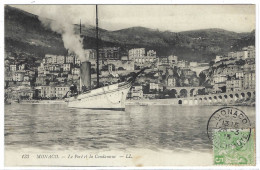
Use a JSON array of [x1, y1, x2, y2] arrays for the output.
[[207, 107, 255, 165], [207, 107, 251, 146]]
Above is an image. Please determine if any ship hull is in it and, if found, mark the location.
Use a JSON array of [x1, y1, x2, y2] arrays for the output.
[[66, 83, 131, 110]]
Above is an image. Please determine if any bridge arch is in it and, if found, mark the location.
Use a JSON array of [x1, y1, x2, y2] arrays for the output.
[[180, 89, 188, 98]]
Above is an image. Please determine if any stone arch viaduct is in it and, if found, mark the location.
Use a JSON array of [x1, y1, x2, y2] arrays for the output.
[[175, 90, 255, 105]]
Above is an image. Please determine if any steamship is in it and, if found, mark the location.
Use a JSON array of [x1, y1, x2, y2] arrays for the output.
[[65, 5, 146, 110]]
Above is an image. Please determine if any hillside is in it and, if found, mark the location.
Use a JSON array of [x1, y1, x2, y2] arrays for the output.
[[5, 5, 255, 63]]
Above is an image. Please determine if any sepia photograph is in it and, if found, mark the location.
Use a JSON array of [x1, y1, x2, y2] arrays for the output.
[[3, 4, 256, 166]]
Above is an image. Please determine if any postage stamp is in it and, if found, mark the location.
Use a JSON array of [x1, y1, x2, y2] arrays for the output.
[[213, 129, 255, 165], [207, 107, 255, 165]]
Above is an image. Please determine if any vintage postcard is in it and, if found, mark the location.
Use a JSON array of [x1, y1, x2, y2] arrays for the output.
[[3, 4, 257, 167]]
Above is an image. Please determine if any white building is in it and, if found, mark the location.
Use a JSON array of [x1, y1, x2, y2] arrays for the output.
[[63, 63, 71, 72], [56, 55, 65, 64], [168, 55, 178, 65], [66, 55, 75, 64], [212, 75, 227, 85], [72, 68, 80, 75], [128, 48, 145, 60], [10, 65, 17, 72]]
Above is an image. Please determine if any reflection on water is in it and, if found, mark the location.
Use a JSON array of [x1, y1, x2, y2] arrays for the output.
[[5, 104, 255, 152]]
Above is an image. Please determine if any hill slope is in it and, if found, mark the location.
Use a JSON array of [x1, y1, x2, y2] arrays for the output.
[[5, 5, 255, 62]]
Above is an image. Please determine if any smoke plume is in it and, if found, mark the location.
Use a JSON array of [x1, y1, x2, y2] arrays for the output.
[[38, 7, 88, 62]]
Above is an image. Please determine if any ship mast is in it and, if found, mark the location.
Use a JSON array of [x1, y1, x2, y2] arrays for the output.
[[96, 5, 100, 88]]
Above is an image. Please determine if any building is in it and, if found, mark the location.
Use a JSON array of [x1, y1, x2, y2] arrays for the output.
[[84, 49, 96, 60], [212, 75, 227, 85], [12, 71, 25, 82], [150, 83, 163, 92], [129, 86, 143, 99], [129, 48, 145, 60], [235, 72, 244, 79], [10, 65, 17, 72], [222, 65, 240, 76], [75, 57, 81, 65], [18, 64, 25, 70], [66, 55, 75, 64], [167, 76, 176, 87], [23, 75, 30, 82], [147, 50, 156, 57], [226, 78, 243, 93], [55, 86, 70, 99], [41, 86, 56, 98], [168, 55, 178, 65], [247, 46, 255, 58], [63, 63, 71, 72], [56, 55, 65, 64], [72, 68, 80, 75], [189, 62, 198, 67], [99, 47, 120, 60], [36, 76, 47, 86], [104, 60, 135, 71], [243, 71, 255, 90], [177, 60, 188, 68]]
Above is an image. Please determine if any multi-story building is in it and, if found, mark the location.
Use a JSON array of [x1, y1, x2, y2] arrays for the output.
[[150, 83, 163, 92], [35, 76, 47, 86], [10, 65, 17, 72], [168, 55, 178, 65], [129, 86, 143, 99], [99, 47, 120, 60], [72, 68, 80, 75], [66, 55, 75, 64], [55, 86, 70, 99], [75, 57, 81, 65], [147, 50, 156, 57], [243, 71, 255, 90], [56, 55, 65, 64], [247, 46, 255, 58], [177, 60, 189, 68], [222, 65, 240, 76], [12, 71, 25, 81], [23, 75, 30, 82], [226, 78, 243, 93], [41, 86, 56, 98], [129, 48, 145, 60], [63, 63, 71, 72], [235, 72, 244, 79], [18, 64, 25, 70], [189, 62, 198, 67], [212, 75, 227, 85], [167, 76, 176, 87]]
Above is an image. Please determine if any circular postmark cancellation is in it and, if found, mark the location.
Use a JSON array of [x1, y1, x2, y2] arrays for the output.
[[207, 107, 252, 150]]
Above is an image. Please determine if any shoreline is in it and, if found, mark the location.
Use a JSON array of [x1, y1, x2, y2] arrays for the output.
[[7, 98, 255, 106]]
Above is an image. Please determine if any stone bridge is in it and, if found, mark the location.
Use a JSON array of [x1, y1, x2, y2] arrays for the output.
[[166, 86, 205, 97], [175, 90, 255, 105]]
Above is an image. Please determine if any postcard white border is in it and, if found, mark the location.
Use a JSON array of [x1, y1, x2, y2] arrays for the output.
[[0, 0, 259, 169]]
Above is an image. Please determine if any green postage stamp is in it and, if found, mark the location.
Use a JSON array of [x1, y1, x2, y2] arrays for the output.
[[213, 129, 255, 165]]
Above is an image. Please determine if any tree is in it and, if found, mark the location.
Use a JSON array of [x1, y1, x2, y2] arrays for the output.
[[235, 59, 246, 66], [169, 89, 177, 98]]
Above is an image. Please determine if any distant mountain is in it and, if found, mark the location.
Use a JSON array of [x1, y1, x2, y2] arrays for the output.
[[5, 5, 255, 63]]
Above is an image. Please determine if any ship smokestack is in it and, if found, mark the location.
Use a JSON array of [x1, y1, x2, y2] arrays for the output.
[[80, 61, 91, 91]]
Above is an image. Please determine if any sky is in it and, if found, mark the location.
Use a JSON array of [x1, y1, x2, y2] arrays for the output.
[[11, 5, 255, 33]]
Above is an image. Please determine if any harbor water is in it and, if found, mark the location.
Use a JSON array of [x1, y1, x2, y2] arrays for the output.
[[5, 104, 255, 152]]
